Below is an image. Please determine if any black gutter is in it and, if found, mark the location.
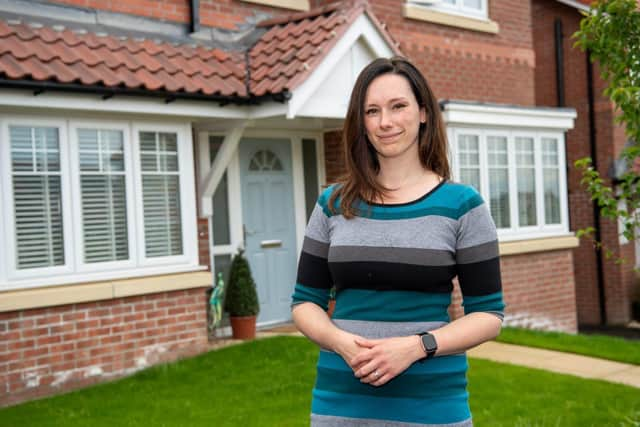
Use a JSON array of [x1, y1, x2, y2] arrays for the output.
[[190, 0, 200, 33], [554, 19, 565, 107], [586, 49, 608, 325], [0, 79, 291, 105]]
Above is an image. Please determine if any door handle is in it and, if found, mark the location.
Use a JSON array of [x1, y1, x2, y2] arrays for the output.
[[260, 240, 282, 248]]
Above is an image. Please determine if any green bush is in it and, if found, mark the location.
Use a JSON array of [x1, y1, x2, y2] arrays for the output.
[[224, 250, 260, 317]]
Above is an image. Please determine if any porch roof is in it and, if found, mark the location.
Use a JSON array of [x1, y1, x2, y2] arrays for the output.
[[0, 0, 400, 104]]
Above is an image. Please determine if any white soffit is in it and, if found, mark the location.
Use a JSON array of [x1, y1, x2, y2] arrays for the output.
[[287, 13, 396, 119], [442, 102, 577, 130], [0, 89, 246, 119]]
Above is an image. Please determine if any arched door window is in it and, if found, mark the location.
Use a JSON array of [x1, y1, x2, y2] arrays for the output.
[[248, 150, 283, 172]]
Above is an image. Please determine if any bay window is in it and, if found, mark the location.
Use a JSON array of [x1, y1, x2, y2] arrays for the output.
[[451, 127, 568, 239], [0, 118, 198, 290]]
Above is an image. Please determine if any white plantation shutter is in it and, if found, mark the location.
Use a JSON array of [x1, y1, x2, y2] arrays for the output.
[[10, 126, 65, 269], [140, 131, 183, 257], [78, 129, 129, 263]]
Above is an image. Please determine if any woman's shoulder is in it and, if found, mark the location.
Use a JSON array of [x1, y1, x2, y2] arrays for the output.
[[316, 184, 342, 217], [438, 181, 485, 218]]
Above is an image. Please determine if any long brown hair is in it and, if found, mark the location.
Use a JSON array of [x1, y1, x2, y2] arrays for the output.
[[328, 56, 450, 218]]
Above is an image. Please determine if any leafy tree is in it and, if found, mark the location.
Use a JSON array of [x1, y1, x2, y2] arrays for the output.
[[224, 249, 260, 317], [573, 0, 640, 263]]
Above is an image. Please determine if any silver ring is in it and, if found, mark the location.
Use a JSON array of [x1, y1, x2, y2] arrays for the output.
[[373, 370, 380, 378]]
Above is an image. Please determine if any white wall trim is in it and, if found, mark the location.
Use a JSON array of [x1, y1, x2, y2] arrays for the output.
[[443, 102, 577, 130], [199, 125, 246, 217], [291, 137, 307, 256]]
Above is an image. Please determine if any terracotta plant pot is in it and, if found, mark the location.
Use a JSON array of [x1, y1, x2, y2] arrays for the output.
[[230, 315, 257, 340], [327, 299, 336, 317]]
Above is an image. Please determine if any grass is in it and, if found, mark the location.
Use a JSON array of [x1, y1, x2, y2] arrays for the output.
[[1, 336, 638, 427], [496, 327, 640, 365]]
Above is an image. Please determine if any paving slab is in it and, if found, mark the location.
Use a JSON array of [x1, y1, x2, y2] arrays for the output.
[[468, 341, 639, 388]]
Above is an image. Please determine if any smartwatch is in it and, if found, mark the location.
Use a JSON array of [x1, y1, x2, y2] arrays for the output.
[[417, 332, 438, 360]]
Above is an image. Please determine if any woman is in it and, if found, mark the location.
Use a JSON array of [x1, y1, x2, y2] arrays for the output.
[[291, 56, 504, 427]]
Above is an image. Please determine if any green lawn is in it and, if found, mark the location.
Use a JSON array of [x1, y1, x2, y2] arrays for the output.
[[1, 336, 638, 426], [496, 327, 640, 365]]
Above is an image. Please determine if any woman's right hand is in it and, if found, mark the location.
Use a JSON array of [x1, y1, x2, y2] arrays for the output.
[[332, 331, 369, 372]]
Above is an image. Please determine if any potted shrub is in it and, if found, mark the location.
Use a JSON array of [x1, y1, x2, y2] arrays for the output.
[[224, 249, 260, 339]]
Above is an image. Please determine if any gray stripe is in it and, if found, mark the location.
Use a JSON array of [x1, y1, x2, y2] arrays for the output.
[[456, 205, 497, 249], [333, 319, 448, 339], [303, 236, 330, 259], [328, 246, 455, 266], [306, 204, 330, 243], [328, 215, 458, 252], [311, 414, 473, 427], [455, 240, 499, 264]]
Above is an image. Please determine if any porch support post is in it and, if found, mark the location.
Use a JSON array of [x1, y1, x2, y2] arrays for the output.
[[198, 123, 246, 217]]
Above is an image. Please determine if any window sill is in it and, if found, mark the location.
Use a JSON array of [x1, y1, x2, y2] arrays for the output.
[[403, 4, 499, 34], [240, 0, 309, 11], [499, 234, 579, 256], [0, 270, 212, 312]]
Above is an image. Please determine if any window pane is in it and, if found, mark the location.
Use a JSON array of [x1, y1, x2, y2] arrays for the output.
[[487, 136, 510, 228], [210, 136, 231, 246], [457, 134, 481, 192], [10, 126, 65, 269], [302, 138, 319, 221], [78, 129, 129, 263], [516, 137, 537, 226], [141, 132, 183, 257], [542, 138, 561, 224], [463, 0, 482, 9]]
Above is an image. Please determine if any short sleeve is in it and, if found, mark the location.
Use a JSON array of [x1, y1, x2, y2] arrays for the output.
[[455, 189, 505, 320], [290, 191, 334, 311]]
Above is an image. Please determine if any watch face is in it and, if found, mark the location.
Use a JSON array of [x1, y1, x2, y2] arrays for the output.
[[421, 333, 437, 352]]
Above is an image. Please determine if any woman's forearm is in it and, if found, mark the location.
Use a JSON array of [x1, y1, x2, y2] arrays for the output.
[[429, 312, 502, 357], [291, 302, 356, 355]]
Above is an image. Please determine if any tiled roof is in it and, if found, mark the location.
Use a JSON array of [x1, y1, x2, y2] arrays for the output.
[[0, 19, 247, 99], [249, 0, 401, 97], [0, 1, 399, 102]]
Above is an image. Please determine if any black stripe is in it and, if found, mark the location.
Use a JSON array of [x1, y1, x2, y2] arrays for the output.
[[456, 257, 502, 296], [297, 251, 333, 289], [328, 261, 455, 293]]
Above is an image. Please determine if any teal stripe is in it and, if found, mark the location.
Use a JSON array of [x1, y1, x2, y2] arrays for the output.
[[292, 284, 330, 311], [312, 389, 471, 424], [354, 205, 462, 220], [318, 350, 468, 376], [318, 182, 484, 221], [315, 367, 467, 399], [334, 289, 451, 322], [462, 291, 505, 315]]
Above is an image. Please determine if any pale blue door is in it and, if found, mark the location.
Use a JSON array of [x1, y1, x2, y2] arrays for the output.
[[239, 138, 297, 325]]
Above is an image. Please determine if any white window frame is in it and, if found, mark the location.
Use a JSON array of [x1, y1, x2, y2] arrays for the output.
[[132, 122, 198, 268], [408, 0, 488, 21], [0, 116, 200, 291], [1, 117, 75, 281], [450, 126, 569, 240], [69, 120, 137, 273]]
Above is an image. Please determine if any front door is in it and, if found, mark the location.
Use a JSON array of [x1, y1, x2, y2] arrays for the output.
[[239, 138, 297, 325]]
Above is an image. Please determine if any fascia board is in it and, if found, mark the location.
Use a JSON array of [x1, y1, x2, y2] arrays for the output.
[[0, 89, 247, 119], [443, 103, 577, 130]]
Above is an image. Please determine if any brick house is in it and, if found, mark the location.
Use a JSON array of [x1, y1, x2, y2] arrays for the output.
[[0, 0, 629, 406]]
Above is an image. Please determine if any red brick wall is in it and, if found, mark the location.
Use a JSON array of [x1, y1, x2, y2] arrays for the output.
[[0, 288, 209, 408], [43, 0, 294, 30], [313, 0, 536, 105], [448, 250, 578, 333], [532, 0, 636, 325]]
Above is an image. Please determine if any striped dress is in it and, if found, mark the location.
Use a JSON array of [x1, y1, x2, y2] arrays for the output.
[[291, 180, 505, 427]]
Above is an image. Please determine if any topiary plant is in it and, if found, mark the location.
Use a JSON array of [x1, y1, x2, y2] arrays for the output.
[[224, 249, 260, 317]]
